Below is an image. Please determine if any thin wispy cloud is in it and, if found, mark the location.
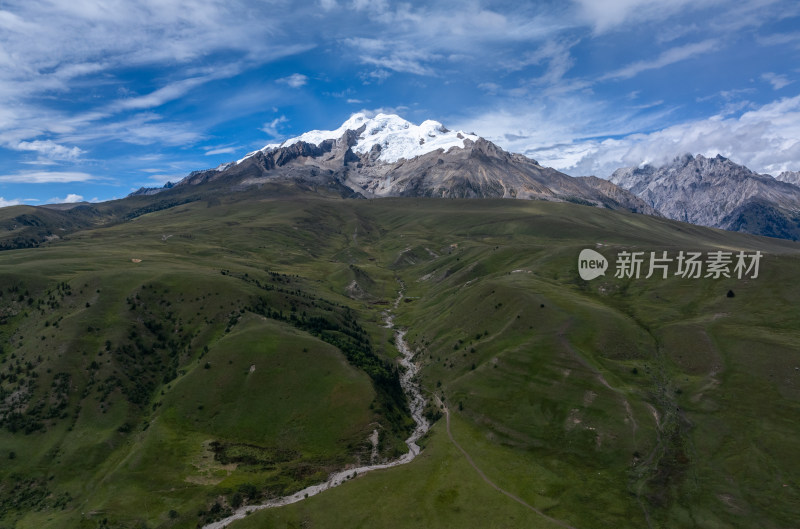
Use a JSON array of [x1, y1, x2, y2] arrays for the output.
[[600, 39, 719, 80], [204, 146, 238, 156], [359, 51, 439, 76], [145, 173, 183, 185], [0, 171, 95, 183], [0, 1, 313, 181], [758, 31, 800, 46], [575, 0, 718, 33], [111, 77, 213, 111], [341, 3, 567, 81], [60, 113, 205, 147]]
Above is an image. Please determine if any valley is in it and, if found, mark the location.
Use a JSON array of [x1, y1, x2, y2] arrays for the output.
[[1, 187, 798, 528], [203, 286, 430, 529]]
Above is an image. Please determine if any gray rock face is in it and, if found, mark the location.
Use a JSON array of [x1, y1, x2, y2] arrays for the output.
[[574, 176, 659, 216], [178, 121, 651, 215], [610, 154, 800, 239], [128, 181, 175, 197], [776, 170, 800, 186], [345, 137, 648, 209]]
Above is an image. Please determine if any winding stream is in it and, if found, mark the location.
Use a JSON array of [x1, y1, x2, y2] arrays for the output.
[[204, 288, 429, 529]]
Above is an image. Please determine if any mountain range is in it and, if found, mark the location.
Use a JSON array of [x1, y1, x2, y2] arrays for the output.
[[143, 113, 800, 240], [609, 154, 800, 240], [5, 113, 800, 248]]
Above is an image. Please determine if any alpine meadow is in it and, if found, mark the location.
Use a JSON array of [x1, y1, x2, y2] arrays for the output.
[[0, 174, 799, 528]]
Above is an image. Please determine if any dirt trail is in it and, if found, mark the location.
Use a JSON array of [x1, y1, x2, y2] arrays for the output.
[[438, 397, 579, 529], [202, 286, 429, 529]]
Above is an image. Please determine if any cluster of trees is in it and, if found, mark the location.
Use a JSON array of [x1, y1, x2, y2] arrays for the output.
[[0, 476, 72, 519], [116, 286, 197, 406], [122, 196, 199, 221]]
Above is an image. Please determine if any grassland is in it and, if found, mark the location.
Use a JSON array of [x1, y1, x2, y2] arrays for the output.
[[0, 187, 798, 528]]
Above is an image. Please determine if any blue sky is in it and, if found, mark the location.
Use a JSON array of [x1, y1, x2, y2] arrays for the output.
[[1, 0, 799, 205]]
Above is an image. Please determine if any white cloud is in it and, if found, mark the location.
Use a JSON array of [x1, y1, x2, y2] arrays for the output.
[[758, 31, 800, 47], [574, 0, 719, 33], [523, 95, 800, 177], [111, 77, 209, 111], [60, 112, 204, 146], [277, 74, 308, 88], [655, 23, 700, 44], [146, 174, 182, 185], [505, 39, 575, 74], [48, 193, 84, 204], [762, 72, 793, 90], [350, 0, 390, 15], [600, 39, 719, 80], [341, 4, 565, 79], [478, 82, 501, 95], [707, 0, 800, 33], [359, 51, 438, 76], [454, 94, 668, 160], [0, 1, 284, 70], [0, 197, 23, 208], [345, 38, 439, 76], [204, 146, 238, 156], [513, 38, 584, 94], [0, 171, 95, 183], [0, 2, 313, 160], [320, 0, 337, 10], [359, 69, 391, 84], [456, 93, 800, 179], [261, 116, 289, 138], [15, 139, 83, 160]]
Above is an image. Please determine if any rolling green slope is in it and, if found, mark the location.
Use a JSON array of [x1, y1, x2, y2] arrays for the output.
[[0, 190, 798, 528]]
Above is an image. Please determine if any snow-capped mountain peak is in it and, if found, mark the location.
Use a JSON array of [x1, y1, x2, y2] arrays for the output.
[[175, 114, 655, 216], [238, 113, 480, 164]]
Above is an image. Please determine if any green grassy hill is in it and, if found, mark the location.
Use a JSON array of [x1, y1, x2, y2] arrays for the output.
[[0, 188, 798, 528]]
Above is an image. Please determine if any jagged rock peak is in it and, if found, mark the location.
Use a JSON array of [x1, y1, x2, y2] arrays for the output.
[[609, 153, 800, 239], [776, 170, 800, 186]]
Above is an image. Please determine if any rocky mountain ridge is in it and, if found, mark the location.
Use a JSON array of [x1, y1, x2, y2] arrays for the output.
[[166, 113, 655, 214], [610, 154, 800, 239], [776, 170, 800, 186]]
